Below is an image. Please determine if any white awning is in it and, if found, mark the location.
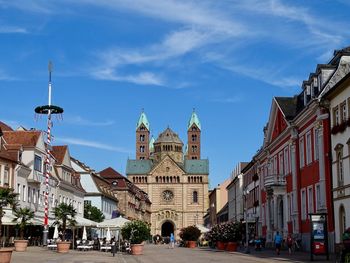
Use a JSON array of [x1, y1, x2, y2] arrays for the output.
[[97, 216, 130, 228], [74, 215, 97, 227]]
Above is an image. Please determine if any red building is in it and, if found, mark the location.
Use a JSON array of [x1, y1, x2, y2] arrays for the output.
[[254, 49, 350, 251]]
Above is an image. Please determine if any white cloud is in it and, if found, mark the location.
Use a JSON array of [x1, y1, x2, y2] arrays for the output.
[[55, 137, 132, 153], [64, 115, 115, 126], [0, 25, 28, 34], [212, 96, 243, 104]]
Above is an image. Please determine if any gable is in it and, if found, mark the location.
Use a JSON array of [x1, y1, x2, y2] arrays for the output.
[[271, 109, 288, 140], [62, 148, 72, 168], [150, 155, 185, 176], [36, 133, 45, 151]]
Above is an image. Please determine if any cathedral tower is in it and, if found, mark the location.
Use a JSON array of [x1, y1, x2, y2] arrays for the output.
[[187, 110, 201, 160], [136, 111, 150, 160]]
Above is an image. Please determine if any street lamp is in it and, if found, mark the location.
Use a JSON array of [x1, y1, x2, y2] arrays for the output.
[[243, 188, 250, 254]]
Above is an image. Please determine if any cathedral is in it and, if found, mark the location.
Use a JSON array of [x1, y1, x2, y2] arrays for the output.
[[126, 111, 209, 237]]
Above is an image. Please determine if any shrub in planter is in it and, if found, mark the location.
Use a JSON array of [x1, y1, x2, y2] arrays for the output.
[[12, 207, 34, 252], [122, 220, 151, 255], [179, 225, 201, 248]]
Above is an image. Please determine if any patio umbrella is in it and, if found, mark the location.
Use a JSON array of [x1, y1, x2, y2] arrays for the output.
[[106, 227, 111, 242], [82, 226, 87, 241], [53, 225, 59, 239]]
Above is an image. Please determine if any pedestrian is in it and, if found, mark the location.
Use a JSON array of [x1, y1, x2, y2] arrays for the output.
[[169, 233, 175, 249], [274, 231, 283, 255], [286, 234, 293, 255]]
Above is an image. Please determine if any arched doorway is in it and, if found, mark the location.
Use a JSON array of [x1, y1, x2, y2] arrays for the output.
[[161, 221, 174, 237]]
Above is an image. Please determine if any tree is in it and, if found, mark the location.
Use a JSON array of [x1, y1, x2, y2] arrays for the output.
[[12, 207, 35, 239], [53, 203, 77, 240], [0, 187, 18, 247], [84, 203, 105, 223]]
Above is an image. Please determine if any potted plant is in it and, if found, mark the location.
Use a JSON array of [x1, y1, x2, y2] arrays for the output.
[[12, 207, 34, 252], [225, 221, 242, 252], [121, 220, 150, 255], [0, 187, 18, 263], [53, 203, 77, 253], [179, 225, 201, 248]]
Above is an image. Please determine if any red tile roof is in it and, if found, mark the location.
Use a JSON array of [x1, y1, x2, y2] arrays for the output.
[[0, 121, 13, 132], [52, 146, 67, 164], [3, 130, 41, 147]]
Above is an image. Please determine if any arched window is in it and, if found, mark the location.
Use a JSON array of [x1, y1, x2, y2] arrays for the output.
[[192, 134, 197, 142], [337, 151, 344, 186], [193, 191, 198, 203]]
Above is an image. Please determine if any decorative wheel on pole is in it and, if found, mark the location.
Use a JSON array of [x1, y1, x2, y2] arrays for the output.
[[34, 61, 64, 246]]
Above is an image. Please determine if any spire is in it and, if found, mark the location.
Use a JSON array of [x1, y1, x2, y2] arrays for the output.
[[136, 110, 150, 131], [187, 109, 201, 130]]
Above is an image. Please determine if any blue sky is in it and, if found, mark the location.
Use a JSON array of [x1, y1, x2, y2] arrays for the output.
[[1, 0, 350, 188]]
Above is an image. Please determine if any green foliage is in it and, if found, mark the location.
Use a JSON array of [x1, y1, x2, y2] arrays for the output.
[[84, 203, 105, 223], [179, 225, 201, 241], [53, 203, 77, 240], [0, 187, 18, 245], [12, 207, 34, 239], [121, 220, 151, 244]]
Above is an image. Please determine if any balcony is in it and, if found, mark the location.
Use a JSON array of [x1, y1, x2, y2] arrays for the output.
[[264, 174, 286, 189], [28, 170, 45, 184]]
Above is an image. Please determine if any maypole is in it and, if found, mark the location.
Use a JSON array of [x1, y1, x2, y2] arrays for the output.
[[35, 61, 63, 246]]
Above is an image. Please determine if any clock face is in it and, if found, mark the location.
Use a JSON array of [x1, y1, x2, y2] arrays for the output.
[[162, 190, 174, 201]]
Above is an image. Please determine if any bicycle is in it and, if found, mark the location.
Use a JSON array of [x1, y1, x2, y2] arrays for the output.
[[292, 239, 302, 252]]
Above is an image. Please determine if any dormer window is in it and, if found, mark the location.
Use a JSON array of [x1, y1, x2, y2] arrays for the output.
[[34, 155, 42, 172]]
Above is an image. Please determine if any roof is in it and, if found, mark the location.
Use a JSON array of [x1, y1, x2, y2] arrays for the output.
[[275, 97, 298, 120], [100, 167, 125, 179], [126, 159, 153, 175], [155, 127, 183, 144], [0, 121, 13, 132], [136, 111, 150, 131], [187, 110, 201, 130], [184, 159, 209, 174], [51, 146, 67, 164], [2, 130, 41, 147]]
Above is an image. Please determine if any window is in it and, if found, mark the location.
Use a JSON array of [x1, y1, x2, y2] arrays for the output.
[[273, 155, 277, 174], [279, 152, 284, 175], [299, 137, 305, 168], [283, 147, 289, 175], [52, 194, 55, 207], [314, 129, 319, 160], [192, 145, 197, 153], [192, 134, 197, 142], [140, 146, 145, 153], [140, 135, 145, 142], [34, 155, 42, 172], [193, 191, 198, 203], [306, 132, 312, 165], [22, 185, 27, 202], [17, 183, 21, 201], [301, 189, 306, 220], [28, 187, 31, 203], [333, 106, 340, 126], [38, 190, 41, 205], [307, 186, 314, 214], [3, 169, 9, 185], [341, 102, 347, 123], [337, 152, 344, 186]]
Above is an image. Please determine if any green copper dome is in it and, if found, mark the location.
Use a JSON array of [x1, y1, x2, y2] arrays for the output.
[[187, 110, 201, 130], [136, 111, 150, 131]]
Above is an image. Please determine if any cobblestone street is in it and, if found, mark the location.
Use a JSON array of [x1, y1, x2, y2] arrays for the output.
[[11, 245, 333, 263]]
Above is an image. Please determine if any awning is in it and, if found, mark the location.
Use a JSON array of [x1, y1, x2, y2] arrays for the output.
[[97, 216, 130, 228], [74, 215, 97, 227]]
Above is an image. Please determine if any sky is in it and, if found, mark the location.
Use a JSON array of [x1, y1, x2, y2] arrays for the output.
[[1, 0, 350, 189]]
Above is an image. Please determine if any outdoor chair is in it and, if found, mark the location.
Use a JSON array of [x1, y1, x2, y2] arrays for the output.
[[100, 241, 112, 252]]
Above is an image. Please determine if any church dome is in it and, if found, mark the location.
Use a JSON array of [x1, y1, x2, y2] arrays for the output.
[[155, 127, 183, 144]]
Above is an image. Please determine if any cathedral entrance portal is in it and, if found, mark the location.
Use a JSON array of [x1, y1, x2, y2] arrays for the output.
[[161, 221, 174, 237]]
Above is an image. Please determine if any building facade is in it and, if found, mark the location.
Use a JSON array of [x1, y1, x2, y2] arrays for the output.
[[126, 111, 209, 237]]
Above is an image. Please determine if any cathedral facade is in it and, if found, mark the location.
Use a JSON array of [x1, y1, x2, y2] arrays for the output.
[[126, 111, 209, 237]]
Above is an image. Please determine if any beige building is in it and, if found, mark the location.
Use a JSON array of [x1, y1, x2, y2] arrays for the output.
[[126, 111, 209, 237]]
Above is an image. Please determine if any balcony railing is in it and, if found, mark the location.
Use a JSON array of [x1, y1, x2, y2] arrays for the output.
[[264, 174, 286, 188], [28, 170, 45, 184]]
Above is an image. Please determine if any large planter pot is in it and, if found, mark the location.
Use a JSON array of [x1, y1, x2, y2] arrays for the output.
[[187, 241, 196, 248], [0, 248, 14, 263], [131, 244, 144, 255], [216, 241, 226, 250], [226, 242, 238, 252], [14, 240, 28, 252], [56, 241, 71, 253]]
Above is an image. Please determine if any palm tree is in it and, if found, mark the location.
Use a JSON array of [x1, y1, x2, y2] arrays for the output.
[[12, 207, 34, 239], [0, 187, 18, 247], [53, 203, 77, 241]]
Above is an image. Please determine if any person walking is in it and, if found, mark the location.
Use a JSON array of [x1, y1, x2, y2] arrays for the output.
[[286, 234, 293, 255], [274, 231, 283, 255], [169, 233, 175, 249]]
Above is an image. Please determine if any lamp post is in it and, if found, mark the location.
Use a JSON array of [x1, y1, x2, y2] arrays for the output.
[[243, 188, 250, 254]]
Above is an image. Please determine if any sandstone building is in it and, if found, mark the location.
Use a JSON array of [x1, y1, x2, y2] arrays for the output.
[[126, 111, 209, 237]]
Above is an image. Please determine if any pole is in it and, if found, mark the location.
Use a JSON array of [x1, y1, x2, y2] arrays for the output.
[[43, 63, 53, 246]]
